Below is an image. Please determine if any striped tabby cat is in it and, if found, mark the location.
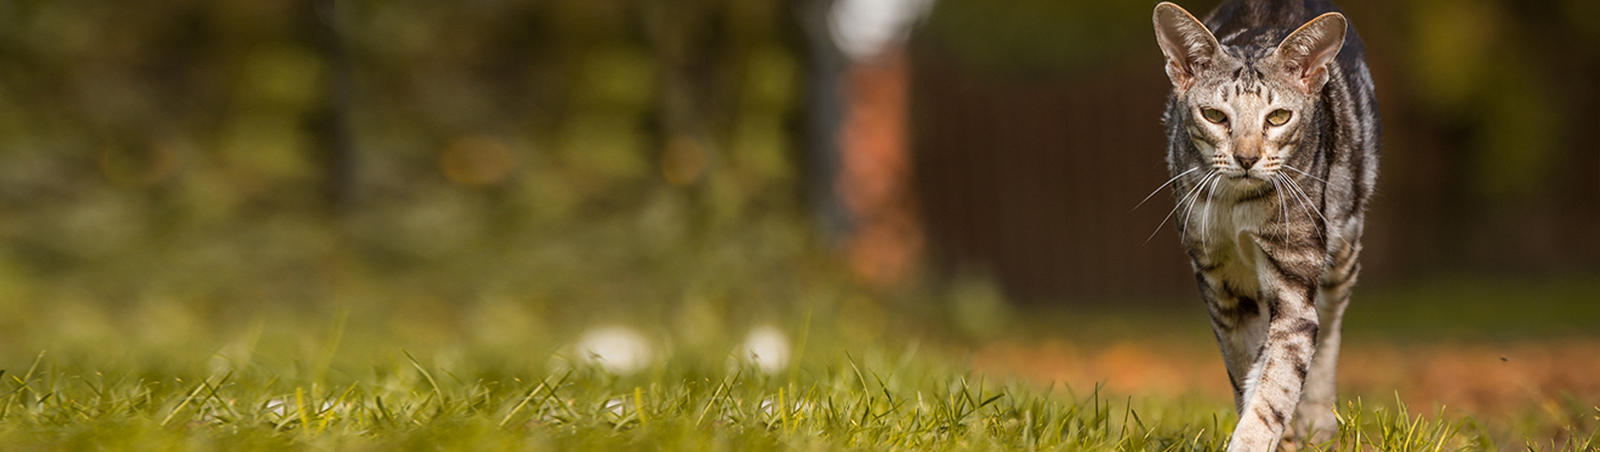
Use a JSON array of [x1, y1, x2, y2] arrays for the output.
[[1151, 0, 1378, 450]]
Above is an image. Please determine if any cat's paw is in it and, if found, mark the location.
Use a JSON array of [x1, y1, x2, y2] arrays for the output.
[[1227, 421, 1281, 452]]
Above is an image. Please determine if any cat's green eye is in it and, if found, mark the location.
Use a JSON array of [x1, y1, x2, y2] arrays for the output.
[[1266, 109, 1292, 126], [1200, 108, 1228, 124]]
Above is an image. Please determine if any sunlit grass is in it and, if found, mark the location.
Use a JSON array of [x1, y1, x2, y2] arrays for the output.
[[0, 219, 1594, 451], [0, 275, 1596, 450], [0, 328, 1594, 451]]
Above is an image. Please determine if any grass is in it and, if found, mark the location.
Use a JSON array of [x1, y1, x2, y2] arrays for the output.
[[0, 275, 1597, 451], [0, 272, 1596, 450], [0, 330, 1595, 451]]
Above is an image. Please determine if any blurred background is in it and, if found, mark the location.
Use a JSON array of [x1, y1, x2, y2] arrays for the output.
[[0, 0, 1596, 427]]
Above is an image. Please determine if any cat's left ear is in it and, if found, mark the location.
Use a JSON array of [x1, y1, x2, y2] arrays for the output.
[[1272, 12, 1347, 94]]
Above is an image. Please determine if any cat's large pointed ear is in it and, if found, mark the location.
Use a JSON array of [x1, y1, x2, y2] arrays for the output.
[[1153, 2, 1221, 91], [1272, 12, 1347, 94]]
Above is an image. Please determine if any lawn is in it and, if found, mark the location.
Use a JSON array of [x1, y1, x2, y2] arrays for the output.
[[3, 340, 1588, 451], [0, 277, 1596, 451]]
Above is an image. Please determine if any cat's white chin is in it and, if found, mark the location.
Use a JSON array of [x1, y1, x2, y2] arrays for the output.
[[1236, 171, 1278, 183], [1220, 174, 1271, 192]]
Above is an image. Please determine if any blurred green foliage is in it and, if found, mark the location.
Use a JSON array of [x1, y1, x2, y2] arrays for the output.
[[0, 0, 904, 371], [1402, 0, 1561, 199], [0, 1, 334, 325]]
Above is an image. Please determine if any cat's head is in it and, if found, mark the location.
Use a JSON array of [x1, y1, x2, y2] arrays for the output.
[[1153, 2, 1346, 183]]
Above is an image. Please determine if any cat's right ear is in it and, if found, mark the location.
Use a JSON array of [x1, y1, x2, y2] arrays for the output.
[[1153, 2, 1220, 91]]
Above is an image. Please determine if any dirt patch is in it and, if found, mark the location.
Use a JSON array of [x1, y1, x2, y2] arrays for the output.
[[971, 338, 1600, 417]]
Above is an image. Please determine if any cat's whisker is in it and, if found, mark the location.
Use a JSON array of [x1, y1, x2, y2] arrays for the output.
[[1189, 173, 1220, 226], [1148, 174, 1201, 245], [1200, 173, 1222, 250], [1172, 172, 1219, 240], [1182, 175, 1208, 244], [1181, 174, 1207, 233], [1282, 174, 1329, 227], [1279, 173, 1328, 234], [1273, 174, 1298, 224], [1271, 177, 1289, 230], [1134, 167, 1201, 211], [1282, 164, 1330, 185], [1146, 171, 1218, 245]]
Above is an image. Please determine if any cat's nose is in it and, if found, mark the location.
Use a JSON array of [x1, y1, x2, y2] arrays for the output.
[[1234, 155, 1259, 169]]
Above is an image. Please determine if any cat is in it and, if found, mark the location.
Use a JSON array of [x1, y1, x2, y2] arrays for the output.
[[1151, 0, 1379, 450]]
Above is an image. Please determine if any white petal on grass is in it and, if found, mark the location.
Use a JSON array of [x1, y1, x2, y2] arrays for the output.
[[760, 397, 815, 417], [264, 398, 290, 418], [741, 325, 791, 374], [261, 398, 339, 420], [603, 397, 628, 416], [576, 326, 653, 374]]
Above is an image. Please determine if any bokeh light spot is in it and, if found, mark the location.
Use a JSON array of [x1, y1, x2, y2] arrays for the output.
[[577, 326, 654, 375], [740, 325, 792, 374]]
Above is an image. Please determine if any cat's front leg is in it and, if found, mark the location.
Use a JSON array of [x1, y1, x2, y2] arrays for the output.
[[1228, 252, 1320, 452], [1292, 221, 1364, 444]]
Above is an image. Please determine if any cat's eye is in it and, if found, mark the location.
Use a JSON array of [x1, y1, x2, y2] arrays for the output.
[[1266, 109, 1292, 126], [1200, 108, 1228, 124]]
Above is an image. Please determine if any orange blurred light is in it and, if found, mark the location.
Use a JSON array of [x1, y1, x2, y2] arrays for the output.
[[837, 49, 922, 288]]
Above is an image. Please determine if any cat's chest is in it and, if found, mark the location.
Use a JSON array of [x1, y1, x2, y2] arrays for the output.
[[1190, 196, 1274, 293]]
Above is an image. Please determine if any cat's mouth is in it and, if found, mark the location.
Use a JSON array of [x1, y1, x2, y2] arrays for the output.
[[1226, 167, 1279, 181], [1224, 172, 1273, 187]]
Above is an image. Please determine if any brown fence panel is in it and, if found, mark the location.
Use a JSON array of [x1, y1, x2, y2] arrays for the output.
[[912, 58, 1198, 302]]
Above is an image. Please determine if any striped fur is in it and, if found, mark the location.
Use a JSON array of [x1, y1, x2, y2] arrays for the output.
[[1152, 1, 1379, 450]]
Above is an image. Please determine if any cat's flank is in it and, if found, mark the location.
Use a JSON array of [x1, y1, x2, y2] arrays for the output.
[[1151, 0, 1378, 450]]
